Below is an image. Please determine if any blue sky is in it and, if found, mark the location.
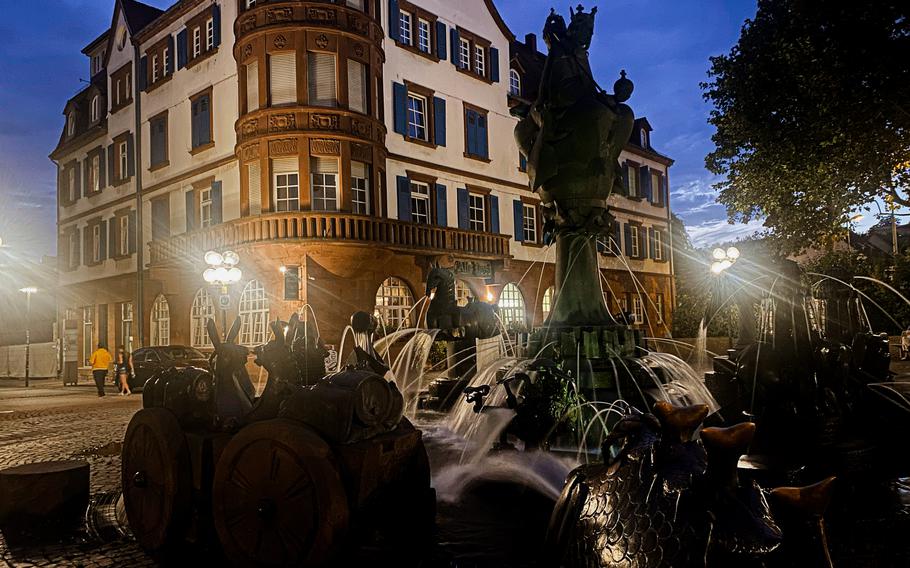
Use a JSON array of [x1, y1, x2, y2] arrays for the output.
[[0, 0, 764, 259]]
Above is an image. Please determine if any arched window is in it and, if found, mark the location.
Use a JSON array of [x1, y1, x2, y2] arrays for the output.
[[455, 279, 473, 307], [509, 69, 521, 96], [498, 283, 526, 329], [374, 277, 415, 331], [190, 288, 215, 348], [150, 294, 170, 346], [542, 286, 554, 319], [239, 280, 270, 347]]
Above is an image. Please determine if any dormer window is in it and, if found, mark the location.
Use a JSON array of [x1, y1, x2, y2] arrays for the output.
[[152, 54, 159, 83], [641, 129, 649, 148], [66, 112, 76, 137], [193, 27, 201, 58], [90, 95, 100, 123], [206, 18, 214, 51], [91, 53, 102, 76], [509, 69, 521, 96]]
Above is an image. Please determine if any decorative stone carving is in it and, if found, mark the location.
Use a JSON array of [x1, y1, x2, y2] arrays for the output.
[[273, 34, 288, 49], [351, 143, 372, 163], [309, 114, 340, 130], [242, 44, 253, 59], [348, 14, 368, 36], [239, 16, 257, 34], [353, 43, 365, 58], [266, 7, 293, 23], [241, 144, 260, 162], [351, 120, 371, 138], [269, 138, 298, 156], [306, 7, 336, 23], [241, 119, 259, 138], [315, 34, 329, 50], [269, 114, 297, 132], [309, 139, 340, 156]]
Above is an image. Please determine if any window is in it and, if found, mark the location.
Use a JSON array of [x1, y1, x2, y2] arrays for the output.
[[653, 230, 663, 261], [68, 230, 79, 268], [163, 47, 170, 75], [417, 19, 431, 53], [206, 18, 215, 50], [464, 107, 489, 159], [351, 161, 370, 214], [522, 204, 538, 243], [90, 96, 100, 122], [346, 0, 364, 10], [283, 266, 301, 300], [121, 302, 134, 353], [190, 289, 215, 348], [91, 54, 102, 76], [455, 280, 472, 307], [119, 141, 128, 179], [474, 45, 486, 76], [509, 69, 521, 96], [651, 171, 663, 204], [347, 59, 367, 114], [459, 38, 471, 69], [311, 157, 339, 211], [641, 129, 649, 148], [82, 307, 94, 366], [246, 61, 259, 111], [245, 0, 256, 8], [191, 92, 212, 149], [274, 172, 300, 212], [67, 113, 75, 137], [152, 54, 159, 83], [627, 163, 639, 197], [192, 27, 202, 58], [410, 181, 430, 224], [91, 155, 100, 193], [150, 113, 168, 167], [399, 11, 412, 46], [119, 215, 129, 256], [407, 93, 428, 141], [630, 225, 640, 257], [151, 294, 170, 347], [269, 52, 296, 105], [468, 193, 486, 231], [307, 52, 337, 107], [92, 224, 102, 263], [374, 277, 414, 330], [632, 296, 644, 325], [655, 294, 665, 324], [498, 283, 526, 330], [239, 280, 270, 347], [68, 168, 77, 202], [200, 187, 213, 228], [248, 163, 262, 215], [115, 80, 121, 105], [542, 286, 554, 319]]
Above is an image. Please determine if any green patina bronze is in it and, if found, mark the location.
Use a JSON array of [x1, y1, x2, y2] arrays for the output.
[[515, 5, 635, 328]]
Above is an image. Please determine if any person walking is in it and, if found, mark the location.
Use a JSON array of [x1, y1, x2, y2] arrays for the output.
[[900, 328, 910, 361], [89, 343, 112, 397], [115, 346, 133, 396]]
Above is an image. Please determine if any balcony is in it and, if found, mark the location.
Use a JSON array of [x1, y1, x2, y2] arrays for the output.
[[148, 212, 511, 265]]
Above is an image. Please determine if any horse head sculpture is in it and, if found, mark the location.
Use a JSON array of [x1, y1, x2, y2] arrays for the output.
[[206, 318, 254, 426]]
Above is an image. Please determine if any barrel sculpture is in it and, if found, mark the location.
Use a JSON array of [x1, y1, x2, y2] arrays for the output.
[[121, 313, 433, 566]]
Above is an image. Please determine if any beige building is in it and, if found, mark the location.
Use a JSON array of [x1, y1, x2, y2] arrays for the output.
[[51, 0, 675, 379]]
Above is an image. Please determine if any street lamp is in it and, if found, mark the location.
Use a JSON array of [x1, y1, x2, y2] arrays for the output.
[[203, 250, 242, 335], [710, 247, 741, 275], [19, 287, 37, 388]]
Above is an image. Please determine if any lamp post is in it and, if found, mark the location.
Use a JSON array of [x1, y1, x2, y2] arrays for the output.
[[19, 287, 37, 388], [202, 250, 242, 336]]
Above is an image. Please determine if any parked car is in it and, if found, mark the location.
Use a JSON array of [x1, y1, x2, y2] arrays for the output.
[[128, 346, 210, 391]]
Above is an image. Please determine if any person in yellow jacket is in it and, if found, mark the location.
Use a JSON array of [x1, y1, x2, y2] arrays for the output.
[[89, 343, 112, 397]]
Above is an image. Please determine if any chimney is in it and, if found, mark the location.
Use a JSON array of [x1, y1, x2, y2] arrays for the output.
[[525, 33, 537, 52]]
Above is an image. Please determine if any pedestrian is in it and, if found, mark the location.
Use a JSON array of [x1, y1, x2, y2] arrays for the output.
[[115, 346, 133, 396], [901, 328, 910, 361], [89, 343, 112, 397]]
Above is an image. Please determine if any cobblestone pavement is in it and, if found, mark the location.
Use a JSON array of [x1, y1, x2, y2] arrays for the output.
[[0, 383, 156, 568]]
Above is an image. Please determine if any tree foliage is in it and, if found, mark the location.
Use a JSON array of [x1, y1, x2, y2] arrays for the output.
[[703, 0, 910, 253]]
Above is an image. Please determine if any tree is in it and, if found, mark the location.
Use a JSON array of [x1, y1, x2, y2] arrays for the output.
[[703, 0, 910, 253]]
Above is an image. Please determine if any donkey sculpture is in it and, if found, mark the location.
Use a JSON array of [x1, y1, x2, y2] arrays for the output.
[[425, 265, 500, 341]]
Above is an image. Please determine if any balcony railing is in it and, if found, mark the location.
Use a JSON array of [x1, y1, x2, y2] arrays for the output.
[[149, 212, 511, 265]]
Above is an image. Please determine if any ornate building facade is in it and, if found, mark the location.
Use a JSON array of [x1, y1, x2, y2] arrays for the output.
[[52, 0, 675, 377]]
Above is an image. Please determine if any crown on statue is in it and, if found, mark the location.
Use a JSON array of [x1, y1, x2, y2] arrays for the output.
[[567, 4, 597, 50]]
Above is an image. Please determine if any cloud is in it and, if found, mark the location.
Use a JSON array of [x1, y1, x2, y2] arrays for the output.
[[686, 218, 765, 247]]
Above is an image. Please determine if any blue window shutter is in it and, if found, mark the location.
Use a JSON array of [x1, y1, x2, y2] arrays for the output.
[[392, 82, 407, 135], [621, 162, 630, 193], [127, 133, 135, 177], [128, 211, 137, 254], [465, 110, 476, 156], [661, 229, 669, 260], [450, 28, 460, 66], [661, 176, 668, 206], [190, 100, 198, 148], [648, 228, 656, 259], [519, 152, 527, 172], [396, 176, 411, 221], [433, 96, 446, 146], [478, 114, 489, 159], [98, 149, 106, 188], [74, 161, 81, 198], [202, 95, 212, 144], [177, 29, 187, 69], [436, 21, 447, 59], [435, 184, 447, 226], [512, 200, 524, 241], [212, 180, 223, 224], [83, 159, 90, 194], [138, 56, 147, 92], [612, 219, 622, 254], [186, 191, 197, 232], [640, 166, 651, 201], [490, 46, 500, 82], [166, 35, 175, 75], [624, 223, 632, 257], [108, 219, 116, 258], [106, 144, 114, 185], [212, 4, 221, 47], [489, 195, 500, 233], [388, 0, 400, 41], [99, 220, 108, 261], [456, 187, 469, 230]]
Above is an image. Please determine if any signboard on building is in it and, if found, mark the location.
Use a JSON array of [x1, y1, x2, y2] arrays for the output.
[[454, 260, 493, 278]]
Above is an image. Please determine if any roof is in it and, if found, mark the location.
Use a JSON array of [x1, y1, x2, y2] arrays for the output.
[[484, 0, 516, 42], [81, 30, 110, 55], [121, 0, 165, 34]]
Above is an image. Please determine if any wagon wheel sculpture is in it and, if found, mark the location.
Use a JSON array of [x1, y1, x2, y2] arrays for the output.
[[212, 419, 350, 567], [121, 407, 192, 552]]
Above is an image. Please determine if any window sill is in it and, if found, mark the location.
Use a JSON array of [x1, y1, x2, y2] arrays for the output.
[[149, 160, 170, 172], [186, 47, 218, 70], [190, 141, 215, 155], [464, 153, 491, 163], [111, 252, 132, 261], [110, 102, 133, 115], [456, 66, 493, 84], [521, 240, 544, 248], [404, 135, 437, 149], [649, 201, 666, 208], [145, 74, 173, 93], [396, 40, 440, 63], [112, 177, 132, 188], [84, 189, 103, 198]]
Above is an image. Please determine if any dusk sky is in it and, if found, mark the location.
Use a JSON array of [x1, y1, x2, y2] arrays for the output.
[[0, 0, 768, 260]]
